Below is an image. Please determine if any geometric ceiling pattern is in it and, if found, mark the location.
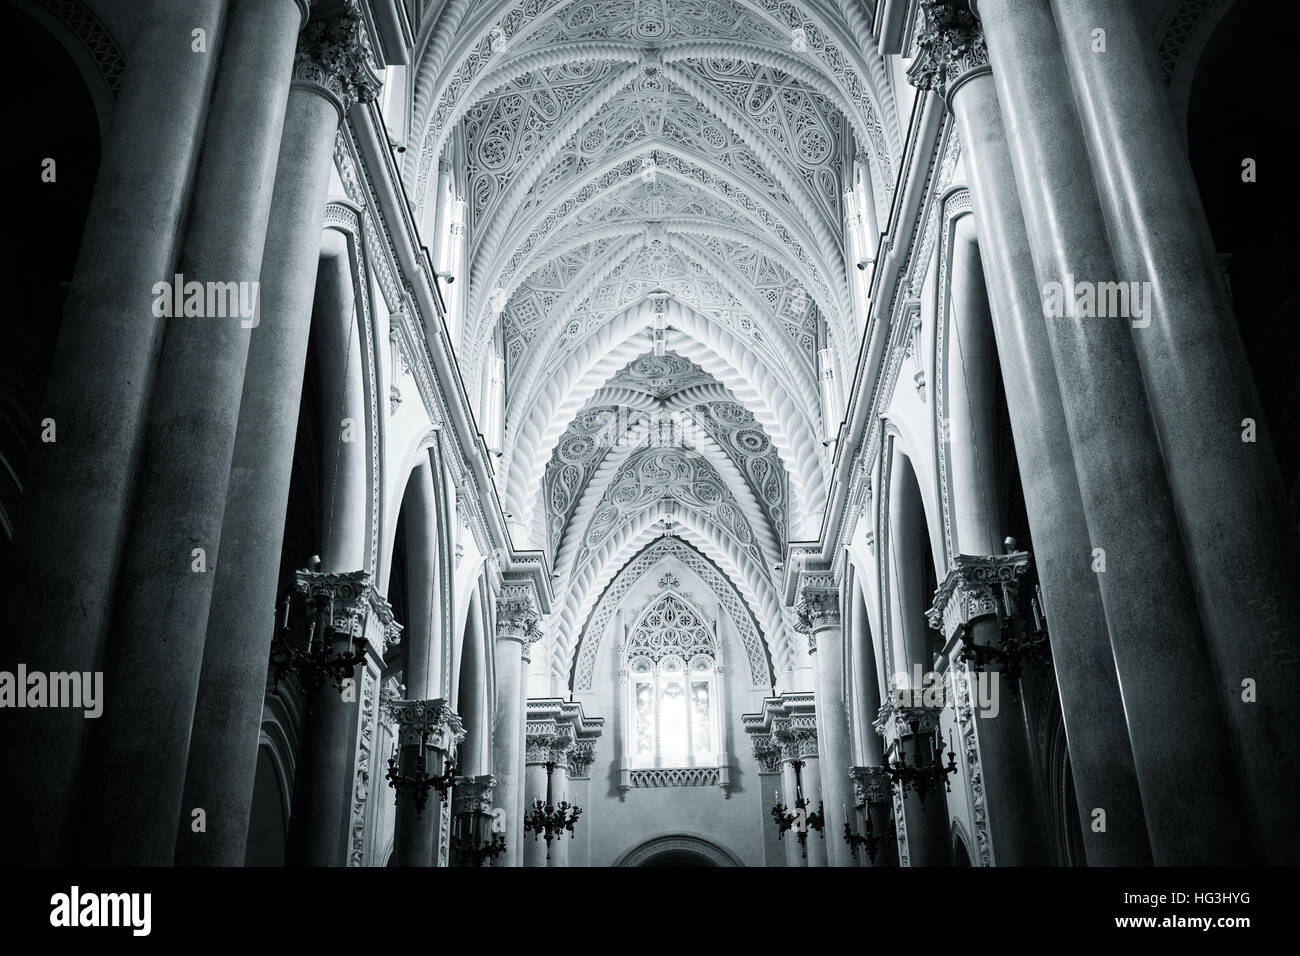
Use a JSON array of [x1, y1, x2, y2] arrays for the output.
[[404, 0, 904, 681]]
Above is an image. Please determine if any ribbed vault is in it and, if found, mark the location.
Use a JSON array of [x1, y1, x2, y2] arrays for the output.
[[409, 0, 892, 685]]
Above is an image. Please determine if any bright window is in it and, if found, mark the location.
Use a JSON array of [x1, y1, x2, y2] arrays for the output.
[[625, 592, 719, 769]]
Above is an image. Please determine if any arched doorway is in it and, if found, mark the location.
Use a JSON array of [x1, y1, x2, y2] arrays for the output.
[[614, 834, 743, 867]]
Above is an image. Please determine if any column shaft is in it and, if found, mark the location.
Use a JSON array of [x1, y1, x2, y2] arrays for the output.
[[811, 625, 854, 866], [801, 756, 828, 866], [492, 636, 527, 866], [947, 64, 1149, 865], [978, 0, 1252, 864], [175, 81, 342, 867], [521, 758, 548, 867], [1052, 0, 1300, 863], [79, 0, 304, 866], [0, 0, 228, 865]]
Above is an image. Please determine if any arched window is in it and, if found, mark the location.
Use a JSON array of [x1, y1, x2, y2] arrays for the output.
[[624, 591, 720, 769]]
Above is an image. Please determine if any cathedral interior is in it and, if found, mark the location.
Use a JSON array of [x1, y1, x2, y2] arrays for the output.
[[2, 0, 1296, 870]]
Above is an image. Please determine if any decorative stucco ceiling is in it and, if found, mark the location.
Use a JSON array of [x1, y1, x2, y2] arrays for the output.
[[404, 0, 904, 682]]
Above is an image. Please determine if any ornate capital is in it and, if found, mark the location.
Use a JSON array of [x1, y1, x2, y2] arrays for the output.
[[794, 579, 841, 644], [568, 740, 597, 779], [906, 0, 990, 103], [850, 765, 892, 806], [774, 723, 819, 761], [383, 697, 465, 753], [926, 551, 1031, 642], [525, 731, 557, 765], [751, 736, 783, 774], [496, 584, 542, 646], [874, 699, 943, 743], [295, 569, 401, 657], [293, 0, 382, 115], [452, 774, 496, 816]]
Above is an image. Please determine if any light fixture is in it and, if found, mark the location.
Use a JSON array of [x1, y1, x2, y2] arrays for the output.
[[385, 733, 457, 817], [522, 762, 582, 860], [271, 587, 368, 699], [883, 720, 957, 807], [770, 759, 825, 858], [843, 811, 893, 863], [436, 271, 455, 284]]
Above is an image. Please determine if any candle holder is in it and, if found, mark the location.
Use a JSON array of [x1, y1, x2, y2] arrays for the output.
[[884, 721, 957, 807], [769, 760, 825, 858], [386, 733, 457, 817], [271, 591, 368, 697], [843, 812, 895, 863], [958, 575, 1051, 703], [522, 762, 582, 860]]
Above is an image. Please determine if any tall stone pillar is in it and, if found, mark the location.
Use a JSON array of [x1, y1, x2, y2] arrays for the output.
[[76, 0, 310, 866], [0, 0, 229, 865], [176, 7, 380, 866], [521, 731, 554, 868], [1050, 0, 1300, 864], [908, 0, 1149, 865], [875, 702, 950, 866], [450, 774, 500, 867], [386, 698, 463, 866], [928, 554, 1051, 865], [796, 576, 854, 866], [778, 756, 807, 868], [285, 571, 401, 866], [974, 0, 1252, 863], [772, 696, 826, 866], [493, 583, 542, 867]]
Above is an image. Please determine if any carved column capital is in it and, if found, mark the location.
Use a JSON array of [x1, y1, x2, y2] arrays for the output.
[[568, 740, 598, 779], [383, 697, 465, 754], [906, 0, 990, 105], [452, 774, 496, 816], [926, 551, 1031, 642], [293, 0, 383, 116], [849, 765, 892, 806], [294, 569, 402, 658], [793, 576, 841, 649], [496, 584, 542, 647], [751, 735, 783, 774]]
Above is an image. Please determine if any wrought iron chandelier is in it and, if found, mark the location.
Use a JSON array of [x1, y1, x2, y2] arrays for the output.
[[522, 761, 582, 860], [271, 584, 367, 697], [385, 732, 456, 817], [770, 759, 825, 858], [843, 811, 894, 863], [450, 783, 507, 867], [958, 544, 1051, 702], [884, 720, 957, 807]]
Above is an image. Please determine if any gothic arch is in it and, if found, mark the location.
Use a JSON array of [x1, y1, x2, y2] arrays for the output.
[[613, 832, 744, 867]]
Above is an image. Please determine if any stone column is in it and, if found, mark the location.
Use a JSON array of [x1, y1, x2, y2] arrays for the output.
[[522, 732, 553, 868], [800, 753, 828, 867], [877, 703, 951, 867], [284, 571, 400, 866], [176, 8, 379, 866], [493, 584, 541, 867], [386, 698, 463, 867], [547, 738, 575, 868], [0, 0, 228, 864], [797, 577, 854, 866], [1051, 0, 1300, 864], [77, 0, 310, 866], [974, 0, 1252, 863], [908, 0, 1149, 865], [450, 774, 499, 866], [778, 756, 807, 868], [928, 554, 1051, 865], [850, 766, 896, 867]]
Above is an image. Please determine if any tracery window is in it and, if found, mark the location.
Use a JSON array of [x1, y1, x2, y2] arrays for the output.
[[624, 591, 720, 769]]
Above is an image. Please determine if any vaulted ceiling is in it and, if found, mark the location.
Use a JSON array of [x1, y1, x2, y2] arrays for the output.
[[404, 0, 902, 681]]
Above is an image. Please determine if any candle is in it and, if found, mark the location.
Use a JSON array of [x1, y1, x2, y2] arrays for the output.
[[282, 594, 290, 629]]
